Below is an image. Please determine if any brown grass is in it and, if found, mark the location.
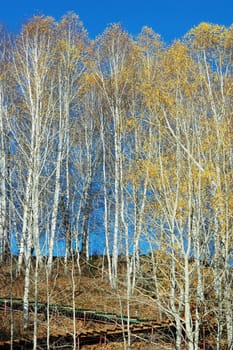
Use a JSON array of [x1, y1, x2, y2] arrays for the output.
[[0, 257, 175, 349]]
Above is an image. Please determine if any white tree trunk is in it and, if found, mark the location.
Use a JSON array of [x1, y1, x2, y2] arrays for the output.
[[0, 82, 7, 260], [47, 80, 64, 271], [112, 105, 121, 288], [100, 110, 113, 284], [23, 211, 33, 329]]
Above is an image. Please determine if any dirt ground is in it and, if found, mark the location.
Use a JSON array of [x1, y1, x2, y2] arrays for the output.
[[0, 258, 175, 349]]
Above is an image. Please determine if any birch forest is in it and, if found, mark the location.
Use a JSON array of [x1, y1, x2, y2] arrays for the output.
[[0, 13, 233, 350]]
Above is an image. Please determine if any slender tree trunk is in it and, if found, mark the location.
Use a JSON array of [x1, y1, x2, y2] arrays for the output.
[[71, 253, 77, 349], [17, 167, 32, 272], [33, 256, 39, 350], [47, 75, 64, 272], [0, 82, 7, 261], [23, 212, 33, 328], [120, 143, 132, 349], [112, 105, 121, 288], [100, 110, 113, 285]]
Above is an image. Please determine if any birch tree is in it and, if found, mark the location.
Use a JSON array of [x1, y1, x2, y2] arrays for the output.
[[186, 23, 233, 349], [11, 16, 57, 327], [47, 13, 89, 270], [94, 24, 134, 288], [0, 26, 9, 260]]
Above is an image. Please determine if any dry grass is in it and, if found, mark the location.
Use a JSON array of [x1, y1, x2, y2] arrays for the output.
[[0, 258, 176, 349]]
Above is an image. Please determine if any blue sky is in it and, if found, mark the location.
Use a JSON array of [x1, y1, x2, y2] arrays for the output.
[[0, 0, 232, 43]]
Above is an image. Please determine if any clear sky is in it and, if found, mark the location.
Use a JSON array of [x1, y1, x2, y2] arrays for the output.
[[0, 0, 232, 43]]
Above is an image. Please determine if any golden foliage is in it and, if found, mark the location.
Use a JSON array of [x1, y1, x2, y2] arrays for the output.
[[187, 22, 228, 50], [22, 16, 55, 37]]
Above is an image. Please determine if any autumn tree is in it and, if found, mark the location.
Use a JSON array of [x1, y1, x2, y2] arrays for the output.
[[47, 12, 90, 271], [11, 16, 58, 329], [186, 22, 233, 350], [0, 13, 232, 349], [93, 24, 135, 288], [0, 25, 10, 261]]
